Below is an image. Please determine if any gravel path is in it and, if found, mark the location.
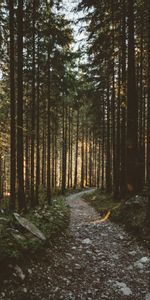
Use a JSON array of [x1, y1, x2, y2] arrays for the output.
[[0, 190, 150, 300]]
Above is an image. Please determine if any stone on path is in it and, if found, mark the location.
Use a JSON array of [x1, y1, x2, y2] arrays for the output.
[[14, 213, 46, 241], [134, 257, 150, 270], [139, 257, 150, 264], [146, 293, 150, 300], [134, 261, 144, 269], [82, 238, 92, 245], [14, 265, 25, 281], [114, 281, 132, 296]]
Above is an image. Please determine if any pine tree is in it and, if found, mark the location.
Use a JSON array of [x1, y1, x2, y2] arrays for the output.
[[9, 0, 16, 210], [17, 0, 26, 210]]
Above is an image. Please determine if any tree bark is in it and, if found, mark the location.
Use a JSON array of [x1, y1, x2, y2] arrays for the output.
[[127, 0, 138, 196], [47, 47, 51, 204], [17, 0, 25, 211], [106, 82, 112, 192], [74, 106, 79, 189], [9, 0, 16, 210], [31, 0, 36, 206], [147, 0, 150, 224], [61, 101, 67, 194], [36, 38, 40, 204], [81, 124, 84, 188], [101, 98, 105, 190], [120, 0, 127, 200]]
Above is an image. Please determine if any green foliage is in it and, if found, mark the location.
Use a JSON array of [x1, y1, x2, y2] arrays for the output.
[[83, 189, 119, 211], [0, 195, 70, 264], [83, 189, 150, 248]]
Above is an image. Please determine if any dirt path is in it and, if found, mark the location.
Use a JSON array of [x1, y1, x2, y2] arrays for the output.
[[0, 190, 150, 300]]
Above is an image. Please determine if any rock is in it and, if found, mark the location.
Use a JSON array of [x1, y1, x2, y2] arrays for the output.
[[112, 254, 119, 260], [134, 257, 150, 269], [134, 261, 144, 269], [139, 257, 150, 264], [128, 250, 136, 256], [126, 195, 147, 206], [127, 266, 133, 271], [75, 264, 81, 270], [63, 278, 71, 285], [146, 293, 150, 300], [86, 250, 92, 255], [87, 290, 92, 294], [28, 269, 32, 275], [66, 291, 75, 300], [114, 281, 132, 296], [14, 265, 25, 280], [14, 213, 46, 241], [22, 288, 27, 293], [101, 233, 108, 237], [82, 238, 92, 245]]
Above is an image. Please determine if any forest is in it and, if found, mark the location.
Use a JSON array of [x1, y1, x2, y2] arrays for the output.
[[0, 0, 150, 299]]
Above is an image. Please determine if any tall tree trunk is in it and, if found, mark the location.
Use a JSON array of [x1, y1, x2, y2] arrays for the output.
[[61, 101, 67, 194], [127, 0, 138, 196], [36, 39, 40, 204], [47, 47, 51, 204], [106, 83, 112, 192], [9, 0, 16, 210], [111, 0, 116, 197], [93, 136, 97, 186], [89, 131, 92, 187], [74, 106, 79, 189], [17, 0, 25, 210], [52, 131, 55, 188], [42, 108, 46, 187], [81, 124, 84, 188], [25, 114, 30, 198], [67, 107, 71, 188], [120, 0, 127, 200], [85, 128, 88, 186], [101, 97, 105, 190], [138, 17, 145, 192], [0, 154, 3, 200], [147, 0, 150, 225], [97, 139, 101, 188], [114, 56, 121, 199], [70, 110, 73, 188], [31, 0, 36, 206], [54, 125, 57, 188]]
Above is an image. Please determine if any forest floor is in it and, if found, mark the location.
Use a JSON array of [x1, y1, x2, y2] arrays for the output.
[[0, 190, 150, 300]]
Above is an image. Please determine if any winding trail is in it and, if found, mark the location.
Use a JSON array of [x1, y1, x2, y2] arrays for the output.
[[0, 190, 150, 300]]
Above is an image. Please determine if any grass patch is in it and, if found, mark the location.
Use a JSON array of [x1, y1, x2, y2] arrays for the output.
[[83, 189, 120, 213], [83, 189, 150, 248]]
